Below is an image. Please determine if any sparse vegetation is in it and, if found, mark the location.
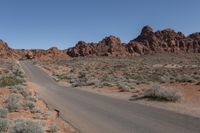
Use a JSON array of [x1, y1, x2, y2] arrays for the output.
[[5, 94, 20, 112], [0, 118, 9, 132], [43, 112, 50, 120], [24, 101, 35, 110], [143, 85, 182, 102], [31, 107, 41, 114], [0, 108, 8, 118], [0, 76, 23, 87], [25, 96, 37, 102], [10, 119, 44, 133], [36, 53, 200, 90], [48, 123, 59, 133], [0, 60, 71, 133]]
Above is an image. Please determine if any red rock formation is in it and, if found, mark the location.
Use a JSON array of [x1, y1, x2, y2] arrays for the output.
[[96, 36, 129, 56], [66, 36, 130, 57], [24, 47, 68, 60], [1, 25, 200, 59], [0, 40, 19, 59], [66, 41, 96, 57]]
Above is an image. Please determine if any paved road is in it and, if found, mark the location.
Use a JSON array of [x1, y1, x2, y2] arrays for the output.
[[20, 61, 200, 133]]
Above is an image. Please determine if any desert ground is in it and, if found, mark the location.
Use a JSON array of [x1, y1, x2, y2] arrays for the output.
[[33, 53, 200, 118], [0, 59, 76, 133]]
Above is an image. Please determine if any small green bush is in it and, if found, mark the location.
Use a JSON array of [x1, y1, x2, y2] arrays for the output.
[[0, 118, 9, 132], [19, 88, 30, 98], [0, 108, 8, 118], [48, 123, 59, 133], [10, 85, 31, 98], [24, 101, 35, 110], [6, 94, 20, 112], [176, 75, 194, 83], [10, 119, 44, 133], [31, 107, 41, 114], [0, 77, 23, 87], [43, 112, 50, 120]]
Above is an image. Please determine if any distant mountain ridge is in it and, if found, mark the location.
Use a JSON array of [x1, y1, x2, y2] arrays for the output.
[[0, 25, 200, 59], [65, 25, 200, 57]]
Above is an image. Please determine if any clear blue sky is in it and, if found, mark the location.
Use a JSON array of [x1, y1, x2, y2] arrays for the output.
[[0, 0, 199, 49]]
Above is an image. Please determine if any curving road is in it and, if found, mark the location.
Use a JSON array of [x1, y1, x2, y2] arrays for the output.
[[20, 61, 200, 133]]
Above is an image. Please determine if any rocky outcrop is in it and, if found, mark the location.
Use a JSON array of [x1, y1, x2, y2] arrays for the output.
[[66, 36, 130, 57], [66, 26, 200, 57], [66, 41, 97, 57], [96, 36, 129, 56], [0, 40, 19, 58], [133, 25, 200, 53], [23, 47, 68, 60], [1, 25, 200, 59]]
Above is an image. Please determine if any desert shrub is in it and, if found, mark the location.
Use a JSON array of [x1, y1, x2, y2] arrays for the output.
[[10, 119, 44, 133], [10, 85, 31, 97], [33, 114, 40, 119], [12, 68, 25, 79], [101, 82, 114, 87], [25, 96, 37, 103], [117, 82, 136, 92], [0, 118, 9, 132], [24, 101, 35, 110], [143, 85, 182, 102], [48, 123, 59, 133], [9, 85, 23, 93], [19, 88, 30, 98], [5, 94, 20, 112], [0, 108, 8, 118], [31, 107, 41, 114], [43, 112, 50, 120], [175, 75, 194, 83], [0, 77, 23, 87]]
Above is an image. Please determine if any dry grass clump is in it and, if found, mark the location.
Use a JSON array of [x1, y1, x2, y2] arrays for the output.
[[143, 85, 182, 102]]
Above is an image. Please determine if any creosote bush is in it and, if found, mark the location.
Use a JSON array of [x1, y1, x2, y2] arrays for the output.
[[0, 108, 8, 118], [5, 94, 20, 112], [48, 123, 59, 133], [0, 118, 9, 133], [9, 119, 44, 133], [9, 85, 31, 98], [31, 107, 41, 114], [0, 77, 23, 87], [144, 85, 182, 102], [24, 101, 35, 110]]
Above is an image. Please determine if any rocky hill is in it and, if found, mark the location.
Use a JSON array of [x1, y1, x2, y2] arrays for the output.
[[17, 47, 68, 60], [66, 25, 200, 57], [0, 40, 19, 58], [0, 25, 200, 59]]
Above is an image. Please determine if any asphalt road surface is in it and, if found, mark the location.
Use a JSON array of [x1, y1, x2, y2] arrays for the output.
[[20, 61, 200, 133]]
